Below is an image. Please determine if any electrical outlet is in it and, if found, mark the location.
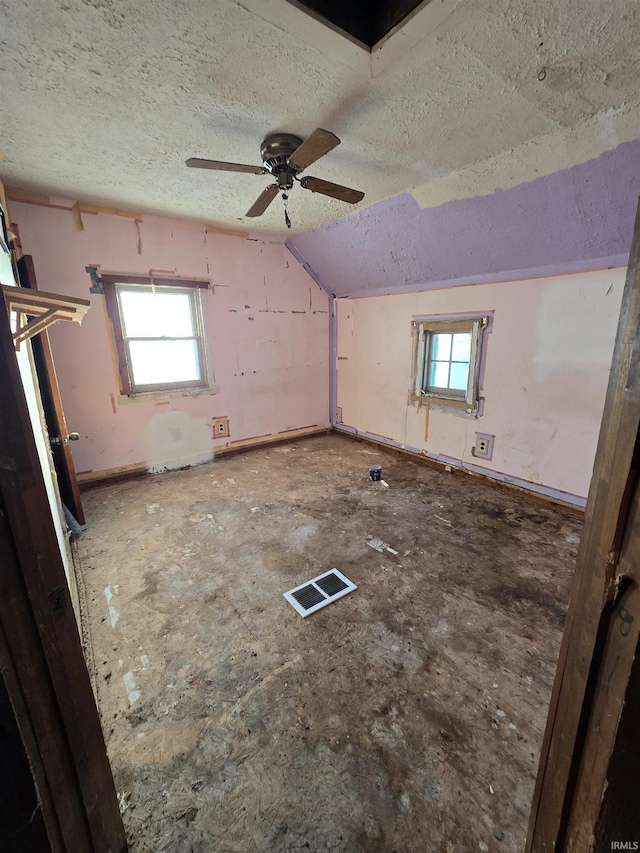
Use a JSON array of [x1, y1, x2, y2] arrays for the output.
[[212, 417, 230, 439], [473, 432, 494, 460], [334, 406, 343, 423]]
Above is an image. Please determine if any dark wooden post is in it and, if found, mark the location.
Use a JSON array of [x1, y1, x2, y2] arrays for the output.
[[527, 198, 640, 850], [0, 289, 127, 852]]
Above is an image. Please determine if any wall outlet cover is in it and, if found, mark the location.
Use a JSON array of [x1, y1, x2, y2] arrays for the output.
[[212, 416, 230, 439], [334, 406, 343, 423], [473, 432, 494, 460]]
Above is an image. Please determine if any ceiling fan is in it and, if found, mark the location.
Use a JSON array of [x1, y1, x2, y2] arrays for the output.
[[186, 129, 364, 228]]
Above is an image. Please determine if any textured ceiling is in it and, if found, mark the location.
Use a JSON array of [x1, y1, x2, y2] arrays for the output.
[[0, 0, 639, 234]]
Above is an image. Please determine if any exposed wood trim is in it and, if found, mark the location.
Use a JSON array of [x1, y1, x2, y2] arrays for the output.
[[7, 190, 142, 221], [206, 224, 249, 239], [100, 273, 210, 289], [101, 280, 131, 396], [6, 189, 51, 205], [215, 425, 327, 457], [72, 202, 84, 232], [17, 255, 86, 525], [409, 393, 475, 411], [77, 461, 150, 489], [7, 188, 259, 238], [2, 285, 90, 348], [77, 203, 141, 220], [77, 426, 329, 489], [526, 196, 640, 850]]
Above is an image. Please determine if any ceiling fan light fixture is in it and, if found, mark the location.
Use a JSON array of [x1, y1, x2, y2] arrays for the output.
[[186, 127, 364, 223]]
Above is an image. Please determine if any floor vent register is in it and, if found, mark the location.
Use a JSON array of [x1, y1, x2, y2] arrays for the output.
[[284, 569, 357, 617]]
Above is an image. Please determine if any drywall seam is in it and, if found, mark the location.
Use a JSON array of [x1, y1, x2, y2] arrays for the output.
[[335, 256, 628, 299], [333, 423, 587, 508]]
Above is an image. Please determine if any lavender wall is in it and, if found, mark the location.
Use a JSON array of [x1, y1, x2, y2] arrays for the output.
[[288, 141, 640, 297]]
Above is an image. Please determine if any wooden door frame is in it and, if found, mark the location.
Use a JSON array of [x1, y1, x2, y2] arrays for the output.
[[0, 288, 126, 851], [526, 198, 640, 849], [16, 253, 85, 525]]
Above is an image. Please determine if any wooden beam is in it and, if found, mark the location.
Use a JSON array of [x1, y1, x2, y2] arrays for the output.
[[526, 195, 640, 850]]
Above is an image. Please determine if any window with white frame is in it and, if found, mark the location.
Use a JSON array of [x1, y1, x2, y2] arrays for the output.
[[102, 275, 209, 395], [412, 316, 488, 409]]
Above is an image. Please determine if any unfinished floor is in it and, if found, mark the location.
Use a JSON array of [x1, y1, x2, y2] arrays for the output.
[[75, 434, 582, 853]]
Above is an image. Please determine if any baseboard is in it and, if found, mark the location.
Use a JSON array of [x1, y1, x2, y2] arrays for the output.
[[77, 425, 329, 490], [212, 425, 328, 459], [331, 425, 586, 519]]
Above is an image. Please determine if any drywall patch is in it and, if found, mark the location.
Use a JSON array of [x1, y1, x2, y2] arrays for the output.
[[143, 410, 213, 472], [534, 277, 622, 376]]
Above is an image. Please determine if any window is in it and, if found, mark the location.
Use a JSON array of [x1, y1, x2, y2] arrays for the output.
[[101, 275, 209, 395], [412, 316, 488, 410]]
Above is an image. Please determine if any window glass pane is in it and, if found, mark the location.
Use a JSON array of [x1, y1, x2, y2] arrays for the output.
[[428, 360, 450, 388], [129, 340, 200, 386], [120, 290, 194, 338], [431, 333, 451, 361], [449, 362, 469, 391], [451, 332, 471, 362]]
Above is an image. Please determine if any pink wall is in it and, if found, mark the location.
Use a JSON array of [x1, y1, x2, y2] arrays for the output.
[[14, 202, 329, 475], [337, 268, 625, 503]]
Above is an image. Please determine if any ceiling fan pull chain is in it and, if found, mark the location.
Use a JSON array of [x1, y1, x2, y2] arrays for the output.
[[282, 192, 292, 229]]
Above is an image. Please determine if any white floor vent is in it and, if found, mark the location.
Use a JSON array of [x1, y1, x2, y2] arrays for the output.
[[284, 569, 357, 618]]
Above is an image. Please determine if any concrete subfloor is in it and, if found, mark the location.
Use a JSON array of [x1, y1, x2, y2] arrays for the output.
[[75, 434, 582, 853]]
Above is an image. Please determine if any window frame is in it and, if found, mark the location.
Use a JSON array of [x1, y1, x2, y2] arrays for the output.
[[411, 314, 489, 411], [102, 274, 210, 396]]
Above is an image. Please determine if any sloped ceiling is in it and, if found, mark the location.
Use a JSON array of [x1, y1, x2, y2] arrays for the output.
[[0, 0, 639, 235]]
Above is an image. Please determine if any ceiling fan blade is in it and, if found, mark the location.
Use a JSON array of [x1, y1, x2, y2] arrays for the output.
[[300, 176, 364, 204], [186, 158, 265, 175], [246, 184, 279, 217], [289, 129, 340, 170]]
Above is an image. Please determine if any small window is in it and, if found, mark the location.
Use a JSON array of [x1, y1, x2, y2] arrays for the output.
[[102, 275, 209, 395], [412, 316, 487, 409]]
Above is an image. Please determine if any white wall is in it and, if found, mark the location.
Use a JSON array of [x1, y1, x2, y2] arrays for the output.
[[337, 268, 625, 504]]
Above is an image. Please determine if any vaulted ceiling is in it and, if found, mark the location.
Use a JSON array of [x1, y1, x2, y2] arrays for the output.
[[1, 0, 639, 234]]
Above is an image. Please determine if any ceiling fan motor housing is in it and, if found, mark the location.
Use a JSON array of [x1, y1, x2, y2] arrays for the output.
[[261, 132, 303, 190]]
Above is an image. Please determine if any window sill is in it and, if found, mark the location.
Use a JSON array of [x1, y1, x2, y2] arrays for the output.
[[117, 384, 219, 404], [410, 392, 480, 415]]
